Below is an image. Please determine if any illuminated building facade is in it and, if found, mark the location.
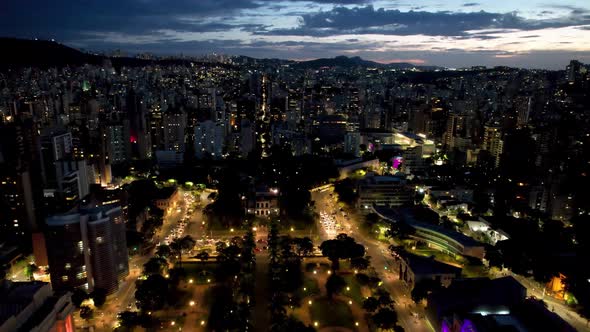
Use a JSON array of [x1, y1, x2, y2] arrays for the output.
[[44, 205, 129, 294]]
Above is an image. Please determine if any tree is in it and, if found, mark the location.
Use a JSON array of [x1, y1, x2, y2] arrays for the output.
[[0, 264, 8, 281], [80, 305, 94, 324], [71, 289, 88, 308], [385, 221, 415, 240], [320, 234, 365, 271], [355, 273, 370, 286], [90, 287, 108, 307], [294, 237, 314, 257], [325, 274, 346, 299], [362, 296, 380, 312], [371, 307, 398, 331], [411, 278, 440, 303], [350, 256, 371, 271], [378, 292, 394, 307], [196, 250, 210, 262], [271, 316, 316, 332], [24, 263, 39, 281], [170, 235, 195, 268], [135, 274, 169, 311], [118, 311, 139, 329], [143, 257, 168, 275], [156, 244, 172, 259]]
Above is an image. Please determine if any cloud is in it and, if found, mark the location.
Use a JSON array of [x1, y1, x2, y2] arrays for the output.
[[463, 3, 480, 7], [262, 5, 590, 37]]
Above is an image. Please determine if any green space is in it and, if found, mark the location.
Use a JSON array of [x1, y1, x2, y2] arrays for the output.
[[295, 277, 321, 298], [342, 274, 364, 304], [309, 297, 356, 330], [179, 262, 218, 284]]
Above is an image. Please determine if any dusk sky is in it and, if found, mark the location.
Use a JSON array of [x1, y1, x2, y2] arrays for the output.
[[2, 0, 590, 68]]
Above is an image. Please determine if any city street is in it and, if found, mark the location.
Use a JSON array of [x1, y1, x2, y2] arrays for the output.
[[311, 187, 433, 332], [95, 188, 206, 331]]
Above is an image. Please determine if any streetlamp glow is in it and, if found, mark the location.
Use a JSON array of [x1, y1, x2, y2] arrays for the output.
[[190, 301, 195, 306], [308, 300, 313, 305]]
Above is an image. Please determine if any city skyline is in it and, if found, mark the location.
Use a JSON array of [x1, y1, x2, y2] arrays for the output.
[[2, 0, 590, 69]]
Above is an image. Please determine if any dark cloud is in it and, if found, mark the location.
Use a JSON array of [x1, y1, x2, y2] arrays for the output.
[[463, 3, 480, 7], [262, 5, 590, 37], [0, 0, 266, 40]]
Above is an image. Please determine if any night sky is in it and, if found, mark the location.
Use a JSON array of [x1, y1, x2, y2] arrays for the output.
[[2, 0, 590, 68]]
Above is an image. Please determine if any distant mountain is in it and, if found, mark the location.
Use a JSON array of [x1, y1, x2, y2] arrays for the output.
[[0, 38, 221, 70], [291, 55, 439, 70], [0, 38, 440, 71], [0, 37, 102, 68]]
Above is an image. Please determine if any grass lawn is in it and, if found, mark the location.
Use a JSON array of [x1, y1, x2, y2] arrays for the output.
[[295, 277, 321, 298], [180, 262, 218, 284], [309, 297, 355, 330], [462, 263, 489, 278], [341, 274, 364, 304]]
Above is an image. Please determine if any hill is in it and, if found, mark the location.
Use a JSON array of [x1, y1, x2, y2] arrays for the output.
[[292, 55, 439, 70], [0, 37, 102, 68]]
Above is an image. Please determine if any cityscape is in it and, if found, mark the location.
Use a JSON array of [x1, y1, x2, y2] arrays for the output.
[[1, 1, 590, 332]]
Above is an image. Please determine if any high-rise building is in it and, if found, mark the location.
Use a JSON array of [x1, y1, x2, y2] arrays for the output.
[[104, 123, 130, 165], [163, 110, 187, 152], [566, 60, 582, 83], [194, 120, 225, 159], [515, 96, 532, 128], [44, 204, 129, 294], [0, 168, 36, 244], [344, 131, 361, 157], [240, 119, 254, 158], [482, 125, 504, 168], [443, 113, 466, 149]]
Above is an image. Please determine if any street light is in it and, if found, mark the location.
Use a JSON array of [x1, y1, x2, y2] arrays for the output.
[[189, 301, 195, 306]]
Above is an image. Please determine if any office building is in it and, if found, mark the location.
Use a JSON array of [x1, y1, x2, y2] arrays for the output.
[[44, 204, 129, 294], [0, 281, 75, 332]]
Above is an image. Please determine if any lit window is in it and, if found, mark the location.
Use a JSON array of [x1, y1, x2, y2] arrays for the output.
[[65, 263, 71, 270], [96, 236, 104, 244], [62, 276, 69, 281]]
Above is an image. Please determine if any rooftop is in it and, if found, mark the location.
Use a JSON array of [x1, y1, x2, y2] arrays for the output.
[[404, 253, 462, 276]]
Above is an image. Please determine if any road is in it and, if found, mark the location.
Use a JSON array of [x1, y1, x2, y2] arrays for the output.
[[312, 188, 433, 332], [504, 271, 590, 331], [96, 188, 206, 331]]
